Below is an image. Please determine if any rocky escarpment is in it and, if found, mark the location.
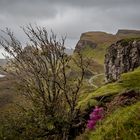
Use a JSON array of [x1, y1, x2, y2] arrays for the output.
[[105, 38, 140, 82], [74, 30, 140, 53], [74, 40, 97, 52], [74, 31, 117, 53]]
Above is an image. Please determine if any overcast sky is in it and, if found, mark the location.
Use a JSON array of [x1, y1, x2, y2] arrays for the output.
[[0, 0, 140, 58]]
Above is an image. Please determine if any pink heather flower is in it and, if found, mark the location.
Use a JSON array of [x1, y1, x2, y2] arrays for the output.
[[87, 120, 96, 129], [87, 106, 104, 130]]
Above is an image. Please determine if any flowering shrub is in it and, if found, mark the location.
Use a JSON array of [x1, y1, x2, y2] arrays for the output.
[[87, 106, 104, 129]]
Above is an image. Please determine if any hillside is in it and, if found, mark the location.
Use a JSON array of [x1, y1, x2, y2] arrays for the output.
[[0, 76, 16, 110], [75, 29, 140, 65], [76, 37, 140, 140], [77, 67, 140, 140]]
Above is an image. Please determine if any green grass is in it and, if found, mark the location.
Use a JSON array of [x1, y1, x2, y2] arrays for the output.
[[80, 44, 107, 65], [78, 67, 140, 110], [86, 101, 140, 140]]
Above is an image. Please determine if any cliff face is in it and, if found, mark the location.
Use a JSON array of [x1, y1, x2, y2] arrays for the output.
[[74, 40, 97, 52], [74, 31, 117, 53], [74, 31, 119, 65], [105, 38, 140, 82], [74, 29, 140, 53]]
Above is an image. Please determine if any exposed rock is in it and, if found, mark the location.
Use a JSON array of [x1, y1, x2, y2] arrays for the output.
[[105, 38, 140, 82], [74, 40, 97, 52]]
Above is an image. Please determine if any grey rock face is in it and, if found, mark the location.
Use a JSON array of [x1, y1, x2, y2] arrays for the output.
[[74, 40, 97, 52], [105, 39, 140, 82]]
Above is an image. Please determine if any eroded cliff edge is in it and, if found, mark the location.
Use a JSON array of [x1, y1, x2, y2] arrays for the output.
[[105, 38, 140, 82]]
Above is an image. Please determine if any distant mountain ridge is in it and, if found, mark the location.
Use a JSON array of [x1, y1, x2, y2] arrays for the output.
[[76, 29, 140, 49], [74, 29, 140, 64], [116, 29, 140, 35]]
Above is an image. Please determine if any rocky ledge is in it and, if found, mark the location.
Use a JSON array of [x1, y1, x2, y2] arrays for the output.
[[105, 38, 140, 82]]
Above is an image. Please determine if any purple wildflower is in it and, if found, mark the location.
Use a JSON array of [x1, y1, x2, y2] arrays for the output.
[[87, 106, 104, 130], [87, 120, 96, 129]]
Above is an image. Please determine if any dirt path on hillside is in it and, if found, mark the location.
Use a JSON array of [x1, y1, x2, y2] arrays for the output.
[[88, 73, 104, 88]]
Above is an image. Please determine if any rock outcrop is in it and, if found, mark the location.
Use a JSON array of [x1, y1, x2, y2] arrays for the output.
[[105, 38, 140, 82], [74, 40, 97, 52]]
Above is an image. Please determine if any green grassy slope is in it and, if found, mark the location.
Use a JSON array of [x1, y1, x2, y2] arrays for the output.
[[79, 32, 118, 64], [78, 31, 140, 65], [78, 67, 140, 110], [76, 31, 140, 93], [82, 102, 140, 140], [76, 65, 140, 140]]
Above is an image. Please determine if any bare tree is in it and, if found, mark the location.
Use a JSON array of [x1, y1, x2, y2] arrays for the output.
[[0, 25, 87, 140]]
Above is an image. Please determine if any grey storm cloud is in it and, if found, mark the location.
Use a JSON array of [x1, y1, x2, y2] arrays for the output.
[[0, 0, 140, 52], [1, 0, 140, 9]]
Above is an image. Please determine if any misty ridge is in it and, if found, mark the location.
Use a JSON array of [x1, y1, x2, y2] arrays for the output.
[[0, 0, 140, 140]]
